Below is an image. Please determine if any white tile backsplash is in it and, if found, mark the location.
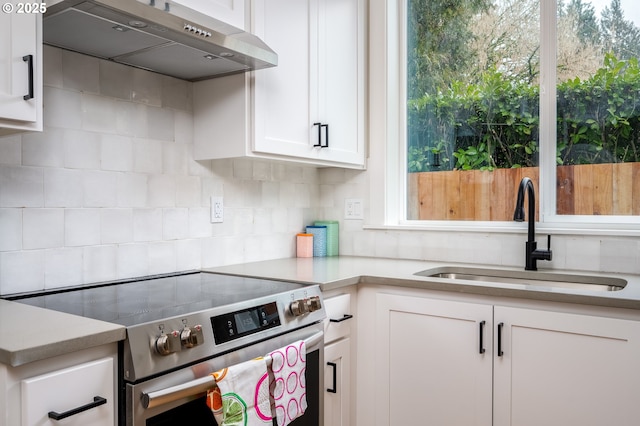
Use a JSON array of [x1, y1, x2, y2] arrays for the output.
[[62, 50, 99, 93], [101, 134, 133, 172], [45, 247, 83, 288], [65, 209, 101, 247], [99, 60, 134, 101], [43, 86, 82, 129], [0, 135, 21, 165], [116, 243, 149, 279], [100, 209, 133, 244], [0, 166, 43, 207], [1, 46, 638, 295], [133, 209, 163, 242], [0, 209, 21, 251], [22, 128, 65, 167], [83, 245, 117, 283], [64, 129, 101, 170], [148, 241, 177, 275], [22, 209, 64, 250], [116, 173, 148, 208], [0, 48, 320, 295], [0, 251, 45, 294], [45, 168, 83, 207], [133, 139, 163, 174], [83, 170, 117, 207], [162, 208, 189, 240]]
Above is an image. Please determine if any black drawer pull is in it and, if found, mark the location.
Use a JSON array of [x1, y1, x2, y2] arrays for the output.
[[497, 322, 504, 357], [22, 55, 34, 101], [320, 123, 329, 147], [313, 122, 322, 147], [479, 320, 486, 354], [329, 314, 353, 323], [48, 396, 107, 421], [327, 362, 337, 393]]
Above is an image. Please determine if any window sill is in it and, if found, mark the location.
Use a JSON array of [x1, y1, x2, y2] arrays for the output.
[[363, 221, 640, 237]]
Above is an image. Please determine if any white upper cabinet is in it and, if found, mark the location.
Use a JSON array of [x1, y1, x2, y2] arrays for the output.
[[0, 2, 43, 135], [253, 0, 365, 168], [193, 0, 366, 169], [169, 0, 246, 29]]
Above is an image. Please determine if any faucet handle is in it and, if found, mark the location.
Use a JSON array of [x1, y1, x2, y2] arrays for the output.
[[542, 235, 553, 261]]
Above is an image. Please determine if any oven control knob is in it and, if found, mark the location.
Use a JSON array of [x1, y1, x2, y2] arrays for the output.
[[155, 330, 181, 356], [180, 325, 204, 348], [306, 296, 322, 312], [289, 299, 309, 316]]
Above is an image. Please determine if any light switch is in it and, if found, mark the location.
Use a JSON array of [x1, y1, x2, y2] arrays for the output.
[[345, 198, 363, 219]]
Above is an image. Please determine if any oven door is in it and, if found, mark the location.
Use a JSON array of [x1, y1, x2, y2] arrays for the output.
[[126, 323, 324, 426]]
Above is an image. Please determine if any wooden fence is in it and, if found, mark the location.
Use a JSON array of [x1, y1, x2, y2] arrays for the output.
[[408, 163, 640, 221]]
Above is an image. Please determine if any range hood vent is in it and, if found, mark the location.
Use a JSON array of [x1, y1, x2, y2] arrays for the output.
[[43, 0, 277, 81]]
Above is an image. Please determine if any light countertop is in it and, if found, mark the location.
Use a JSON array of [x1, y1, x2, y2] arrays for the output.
[[2, 256, 640, 367], [0, 299, 126, 367], [203, 256, 640, 310]]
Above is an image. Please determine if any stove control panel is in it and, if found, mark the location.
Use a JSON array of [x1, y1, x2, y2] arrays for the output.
[[154, 330, 181, 356], [154, 324, 204, 356], [211, 301, 281, 345], [181, 324, 204, 348], [289, 295, 322, 317]]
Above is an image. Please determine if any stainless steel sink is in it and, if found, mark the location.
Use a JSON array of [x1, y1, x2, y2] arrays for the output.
[[415, 266, 627, 292]]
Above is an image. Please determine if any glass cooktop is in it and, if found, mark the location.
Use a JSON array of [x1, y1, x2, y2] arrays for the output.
[[12, 272, 305, 327]]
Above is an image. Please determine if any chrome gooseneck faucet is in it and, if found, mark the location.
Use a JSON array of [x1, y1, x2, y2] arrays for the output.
[[513, 177, 552, 270]]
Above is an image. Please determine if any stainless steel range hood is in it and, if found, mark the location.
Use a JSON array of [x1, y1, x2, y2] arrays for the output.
[[43, 0, 277, 81]]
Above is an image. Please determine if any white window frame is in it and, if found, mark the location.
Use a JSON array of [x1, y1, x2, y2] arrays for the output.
[[366, 0, 640, 236]]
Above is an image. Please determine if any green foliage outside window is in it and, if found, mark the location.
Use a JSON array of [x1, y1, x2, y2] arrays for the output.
[[408, 53, 640, 172], [407, 0, 640, 173]]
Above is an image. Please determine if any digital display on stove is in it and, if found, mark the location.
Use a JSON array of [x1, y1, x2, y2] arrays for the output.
[[211, 302, 281, 344]]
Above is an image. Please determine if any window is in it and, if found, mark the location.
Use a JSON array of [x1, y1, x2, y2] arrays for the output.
[[405, 0, 640, 225]]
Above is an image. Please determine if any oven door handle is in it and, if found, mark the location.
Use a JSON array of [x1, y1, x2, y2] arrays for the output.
[[142, 375, 216, 409], [141, 331, 324, 410]]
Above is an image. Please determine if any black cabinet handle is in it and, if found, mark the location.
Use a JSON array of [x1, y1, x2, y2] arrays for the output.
[[48, 396, 107, 421], [312, 122, 329, 148], [326, 362, 337, 393], [313, 122, 322, 147], [479, 320, 486, 354], [497, 322, 504, 356], [22, 55, 34, 101], [320, 123, 329, 147], [329, 314, 353, 323]]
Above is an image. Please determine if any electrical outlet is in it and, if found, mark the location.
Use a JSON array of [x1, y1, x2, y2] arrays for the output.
[[211, 196, 223, 223], [344, 198, 363, 219]]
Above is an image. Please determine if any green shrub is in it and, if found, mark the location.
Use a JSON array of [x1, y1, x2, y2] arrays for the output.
[[408, 53, 640, 171]]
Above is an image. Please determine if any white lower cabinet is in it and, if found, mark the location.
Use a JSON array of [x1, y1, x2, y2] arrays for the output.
[[21, 357, 115, 426], [372, 290, 640, 426], [374, 293, 493, 425], [493, 306, 640, 426], [0, 345, 117, 426], [323, 291, 355, 426], [324, 338, 351, 426]]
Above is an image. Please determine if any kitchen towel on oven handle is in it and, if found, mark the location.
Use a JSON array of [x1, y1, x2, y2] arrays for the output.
[[206, 357, 273, 426], [207, 337, 312, 426], [266, 339, 307, 426]]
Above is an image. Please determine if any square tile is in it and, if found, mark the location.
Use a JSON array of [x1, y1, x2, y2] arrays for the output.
[[44, 168, 83, 207], [0, 209, 22, 251], [65, 208, 100, 247], [23, 209, 64, 249]]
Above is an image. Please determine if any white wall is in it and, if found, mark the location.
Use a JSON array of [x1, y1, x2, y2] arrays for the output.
[[319, 166, 640, 275], [0, 46, 321, 295]]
